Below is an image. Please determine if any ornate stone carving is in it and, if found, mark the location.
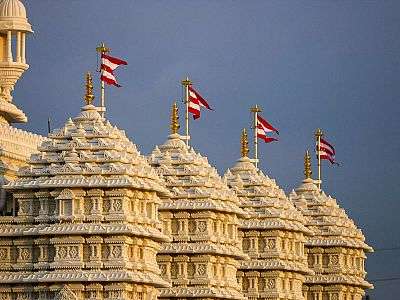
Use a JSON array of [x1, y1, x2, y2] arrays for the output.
[[267, 279, 275, 289], [150, 133, 247, 299], [225, 156, 312, 299], [2, 91, 170, 296], [0, 248, 7, 260], [291, 177, 373, 297], [55, 285, 78, 300]]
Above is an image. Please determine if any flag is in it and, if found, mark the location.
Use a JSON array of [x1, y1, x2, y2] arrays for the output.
[[257, 115, 279, 143], [100, 53, 127, 87], [316, 137, 339, 165], [188, 85, 212, 120]]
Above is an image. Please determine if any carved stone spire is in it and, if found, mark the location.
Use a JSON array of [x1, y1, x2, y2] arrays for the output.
[[240, 128, 249, 157], [304, 150, 312, 179], [170, 101, 179, 134], [84, 72, 94, 105]]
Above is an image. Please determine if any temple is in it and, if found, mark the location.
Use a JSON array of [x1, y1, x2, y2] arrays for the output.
[[0, 1, 372, 300], [149, 102, 247, 299], [223, 129, 313, 300], [289, 151, 373, 300]]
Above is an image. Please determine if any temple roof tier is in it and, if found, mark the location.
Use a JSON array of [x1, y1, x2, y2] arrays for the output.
[[149, 133, 247, 217], [290, 178, 373, 252], [240, 259, 314, 275], [159, 286, 245, 299], [160, 242, 248, 260], [7, 104, 169, 196], [0, 223, 170, 242], [0, 270, 169, 287], [305, 274, 373, 289], [224, 156, 310, 235]]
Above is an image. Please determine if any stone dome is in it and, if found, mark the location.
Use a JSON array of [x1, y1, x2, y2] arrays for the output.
[[224, 157, 311, 234], [0, 0, 27, 19], [149, 134, 246, 218], [290, 178, 372, 251], [9, 104, 168, 198], [0, 0, 32, 32]]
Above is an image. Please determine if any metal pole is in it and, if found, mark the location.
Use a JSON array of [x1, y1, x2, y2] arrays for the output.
[[250, 105, 262, 169], [181, 77, 191, 147], [96, 42, 110, 118], [315, 128, 323, 190], [100, 80, 105, 116]]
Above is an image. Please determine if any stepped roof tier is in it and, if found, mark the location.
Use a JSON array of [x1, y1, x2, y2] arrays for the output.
[[288, 151, 372, 299], [0, 74, 170, 300], [148, 103, 247, 299], [8, 104, 168, 196], [289, 178, 371, 251], [223, 129, 312, 300]]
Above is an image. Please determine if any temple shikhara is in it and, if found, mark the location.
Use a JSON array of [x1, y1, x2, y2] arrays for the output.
[[0, 1, 373, 300]]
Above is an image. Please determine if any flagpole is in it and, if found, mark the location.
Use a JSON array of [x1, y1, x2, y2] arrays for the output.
[[181, 77, 191, 147], [250, 105, 262, 169], [315, 128, 323, 190], [96, 42, 110, 118], [47, 117, 51, 134]]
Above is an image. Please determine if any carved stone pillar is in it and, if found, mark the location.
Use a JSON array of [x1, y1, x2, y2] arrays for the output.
[[6, 31, 11, 63]]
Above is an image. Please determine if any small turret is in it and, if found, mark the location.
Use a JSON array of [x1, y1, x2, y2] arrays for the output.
[[0, 0, 33, 124]]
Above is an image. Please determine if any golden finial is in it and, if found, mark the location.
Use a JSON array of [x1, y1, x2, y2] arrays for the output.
[[170, 101, 180, 134], [304, 150, 312, 179], [181, 76, 192, 87], [96, 42, 110, 54], [241, 128, 249, 157], [250, 104, 262, 113], [84, 72, 95, 105], [315, 128, 323, 138]]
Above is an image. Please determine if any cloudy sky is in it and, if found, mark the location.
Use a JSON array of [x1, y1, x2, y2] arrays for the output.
[[13, 1, 400, 298]]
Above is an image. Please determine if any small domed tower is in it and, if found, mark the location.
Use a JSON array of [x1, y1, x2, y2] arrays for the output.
[[224, 129, 313, 300], [289, 151, 373, 300], [0, 0, 43, 216], [0, 0, 32, 124]]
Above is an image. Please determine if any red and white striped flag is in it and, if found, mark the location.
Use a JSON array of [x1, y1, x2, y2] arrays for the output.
[[257, 115, 279, 143], [188, 85, 212, 120], [101, 53, 127, 87], [316, 137, 339, 165]]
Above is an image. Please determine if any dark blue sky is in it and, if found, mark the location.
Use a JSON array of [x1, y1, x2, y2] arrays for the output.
[[14, 1, 400, 298]]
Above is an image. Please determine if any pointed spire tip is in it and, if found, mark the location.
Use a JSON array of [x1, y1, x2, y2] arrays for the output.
[[84, 72, 95, 106], [304, 150, 312, 179], [181, 76, 192, 86], [170, 101, 180, 134], [241, 128, 249, 158], [315, 128, 323, 137]]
